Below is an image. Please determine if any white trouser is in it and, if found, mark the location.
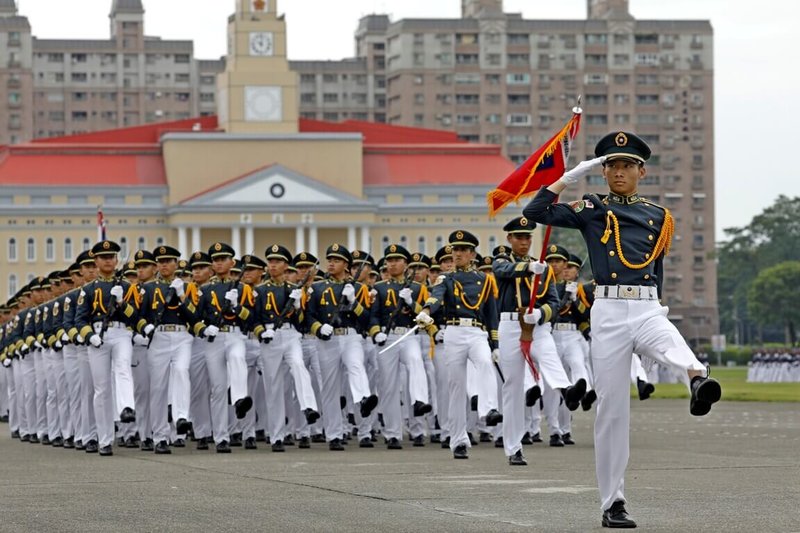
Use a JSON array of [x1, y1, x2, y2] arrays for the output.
[[188, 337, 212, 439], [580, 337, 594, 388], [88, 326, 134, 447], [419, 334, 438, 430], [47, 348, 71, 438], [32, 350, 48, 437], [316, 332, 370, 441], [131, 345, 151, 440], [20, 354, 37, 437], [500, 320, 560, 456], [76, 345, 97, 443], [591, 299, 706, 512], [431, 338, 449, 439], [299, 336, 323, 437], [252, 342, 268, 435], [553, 330, 590, 386], [6, 361, 19, 433], [63, 345, 82, 440], [12, 359, 26, 434], [234, 339, 261, 439], [42, 349, 61, 438], [358, 338, 378, 436], [204, 330, 247, 444], [379, 333, 429, 441], [443, 326, 497, 449], [0, 364, 8, 417], [149, 330, 192, 443], [630, 353, 648, 384]]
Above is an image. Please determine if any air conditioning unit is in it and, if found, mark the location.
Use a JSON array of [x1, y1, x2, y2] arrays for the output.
[[155, 110, 163, 117]]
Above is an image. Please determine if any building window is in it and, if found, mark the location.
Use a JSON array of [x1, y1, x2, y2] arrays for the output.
[[82, 237, 91, 251], [381, 235, 390, 250], [119, 237, 128, 259], [137, 237, 146, 251], [64, 238, 73, 261], [435, 235, 444, 251], [8, 274, 17, 297], [488, 236, 497, 254], [156, 236, 165, 247], [27, 237, 36, 262], [418, 236, 426, 254], [399, 235, 408, 249], [45, 238, 55, 262], [8, 238, 17, 262]]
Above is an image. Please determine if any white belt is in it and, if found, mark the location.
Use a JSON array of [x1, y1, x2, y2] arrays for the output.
[[217, 325, 241, 333], [93, 321, 126, 332], [265, 323, 292, 331], [594, 285, 658, 300], [500, 312, 519, 321], [156, 324, 187, 333], [387, 326, 413, 335], [553, 323, 577, 331], [332, 327, 356, 336]]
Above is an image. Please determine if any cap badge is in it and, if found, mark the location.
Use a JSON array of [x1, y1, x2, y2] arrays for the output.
[[214, 243, 222, 251], [520, 217, 528, 226], [413, 254, 420, 261], [549, 245, 558, 253], [615, 132, 628, 147], [332, 244, 339, 252], [160, 247, 166, 255], [137, 251, 143, 258], [445, 245, 452, 253], [272, 245, 279, 253], [300, 253, 307, 260], [390, 245, 397, 253], [194, 252, 201, 259], [456, 231, 464, 240], [353, 251, 360, 258], [102, 241, 110, 250]]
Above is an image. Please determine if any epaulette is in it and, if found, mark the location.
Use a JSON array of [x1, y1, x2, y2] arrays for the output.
[[640, 197, 667, 211]]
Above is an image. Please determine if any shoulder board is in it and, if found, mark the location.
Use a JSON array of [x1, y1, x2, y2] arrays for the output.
[[640, 198, 667, 210]]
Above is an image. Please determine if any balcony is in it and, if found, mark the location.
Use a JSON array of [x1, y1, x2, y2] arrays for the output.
[[8, 122, 21, 130], [7, 38, 21, 47], [691, 41, 704, 49], [7, 79, 21, 89], [689, 59, 704, 70], [690, 139, 705, 149], [7, 60, 22, 69]]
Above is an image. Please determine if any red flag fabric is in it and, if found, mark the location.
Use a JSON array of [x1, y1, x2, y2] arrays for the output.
[[97, 206, 106, 241], [486, 110, 581, 217]]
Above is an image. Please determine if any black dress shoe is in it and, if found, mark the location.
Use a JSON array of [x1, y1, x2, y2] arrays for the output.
[[468, 432, 477, 445], [531, 432, 543, 443], [562, 432, 575, 445], [29, 435, 40, 444], [98, 445, 113, 456], [340, 396, 347, 410], [602, 500, 637, 528], [479, 431, 492, 443], [562, 378, 587, 406], [521, 432, 533, 445], [582, 389, 598, 411], [255, 429, 267, 442], [140, 438, 154, 451], [245, 437, 257, 449], [63, 436, 75, 449], [359, 437, 374, 448], [387, 437, 403, 450], [304, 408, 321, 424], [271, 439, 285, 452], [311, 433, 326, 443], [485, 409, 503, 427], [637, 379, 655, 401], [176, 418, 193, 435], [284, 434, 295, 446], [329, 438, 344, 451], [119, 407, 136, 423], [470, 395, 478, 411], [549, 433, 564, 447], [347, 413, 357, 426], [216, 440, 231, 453], [412, 434, 425, 447], [508, 449, 527, 466], [196, 437, 209, 450], [154, 440, 171, 454], [525, 385, 541, 406], [75, 439, 85, 450], [298, 436, 311, 449], [125, 436, 139, 448], [453, 444, 468, 459], [51, 436, 64, 447], [173, 438, 186, 448], [360, 394, 379, 418], [412, 401, 433, 417], [116, 436, 125, 447], [234, 397, 253, 419], [11, 430, 20, 439], [41, 434, 51, 445], [440, 436, 450, 449], [690, 375, 721, 416], [494, 436, 504, 448], [230, 432, 243, 447], [84, 439, 98, 453], [21, 433, 30, 443], [430, 433, 441, 444]]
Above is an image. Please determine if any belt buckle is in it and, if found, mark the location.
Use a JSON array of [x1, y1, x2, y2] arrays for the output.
[[620, 286, 638, 299], [333, 327, 346, 335], [460, 318, 473, 327]]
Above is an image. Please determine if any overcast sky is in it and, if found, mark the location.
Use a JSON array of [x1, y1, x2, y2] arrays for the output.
[[16, 0, 800, 240]]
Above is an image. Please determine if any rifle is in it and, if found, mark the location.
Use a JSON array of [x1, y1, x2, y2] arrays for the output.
[[146, 279, 176, 349], [330, 260, 369, 328], [381, 265, 418, 336], [98, 273, 123, 342], [264, 263, 318, 340], [207, 278, 237, 343]]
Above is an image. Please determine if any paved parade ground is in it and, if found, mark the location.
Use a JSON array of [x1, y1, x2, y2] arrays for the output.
[[1, 399, 798, 532]]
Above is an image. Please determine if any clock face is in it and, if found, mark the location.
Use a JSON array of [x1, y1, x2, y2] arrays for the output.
[[244, 86, 282, 122], [249, 32, 274, 56]]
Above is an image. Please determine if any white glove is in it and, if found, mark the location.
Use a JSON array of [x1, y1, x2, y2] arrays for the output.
[[2, 358, 10, 368], [319, 324, 334, 337], [529, 261, 547, 275], [170, 278, 185, 298], [143, 323, 155, 336], [565, 281, 578, 301], [61, 333, 70, 343], [33, 340, 44, 350], [398, 287, 414, 306], [342, 284, 356, 304], [76, 334, 84, 345], [132, 334, 148, 346], [523, 308, 542, 325], [224, 288, 239, 308], [434, 329, 445, 343], [204, 325, 219, 338], [260, 329, 275, 342], [492, 348, 500, 364], [373, 332, 388, 345], [289, 288, 303, 310], [20, 343, 30, 355], [54, 340, 63, 350], [89, 334, 102, 347], [369, 289, 378, 304], [415, 312, 434, 326], [559, 156, 606, 186], [110, 285, 124, 304]]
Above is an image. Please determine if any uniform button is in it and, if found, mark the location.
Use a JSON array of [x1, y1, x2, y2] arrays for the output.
[[609, 251, 615, 256], [648, 234, 654, 241], [644, 274, 650, 280], [477, 281, 481, 285], [648, 220, 654, 225], [456, 305, 461, 309], [645, 253, 650, 259], [611, 273, 617, 279]]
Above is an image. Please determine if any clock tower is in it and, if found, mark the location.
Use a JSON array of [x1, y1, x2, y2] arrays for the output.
[[217, 0, 298, 133]]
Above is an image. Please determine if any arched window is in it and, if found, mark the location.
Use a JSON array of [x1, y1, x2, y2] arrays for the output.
[[399, 235, 408, 249], [26, 237, 35, 262], [488, 236, 497, 255], [27, 273, 35, 283], [64, 238, 73, 261], [435, 235, 444, 251], [8, 274, 17, 297], [137, 236, 146, 251], [417, 235, 426, 254], [82, 237, 91, 251], [381, 235, 390, 250], [119, 237, 128, 259], [45, 238, 55, 262], [8, 238, 17, 262], [155, 236, 165, 247]]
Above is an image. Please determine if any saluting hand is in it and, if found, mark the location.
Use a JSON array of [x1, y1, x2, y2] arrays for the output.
[[560, 156, 606, 186]]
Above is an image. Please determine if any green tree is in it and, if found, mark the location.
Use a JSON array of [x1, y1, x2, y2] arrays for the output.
[[746, 261, 800, 345]]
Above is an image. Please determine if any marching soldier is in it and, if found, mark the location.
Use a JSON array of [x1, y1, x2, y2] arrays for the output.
[[55, 265, 81, 449], [74, 240, 140, 456], [126, 252, 153, 450], [415, 231, 502, 460], [524, 130, 722, 528]]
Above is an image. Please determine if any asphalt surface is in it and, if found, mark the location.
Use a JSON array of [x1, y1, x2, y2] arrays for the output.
[[1, 399, 798, 532]]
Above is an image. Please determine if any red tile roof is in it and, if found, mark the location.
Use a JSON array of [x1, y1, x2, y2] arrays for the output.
[[31, 116, 220, 145], [298, 118, 462, 145]]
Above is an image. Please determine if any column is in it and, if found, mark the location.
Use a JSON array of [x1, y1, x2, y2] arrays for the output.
[[231, 227, 241, 255], [244, 225, 254, 256], [347, 226, 357, 252], [295, 226, 305, 254], [178, 226, 188, 258], [360, 225, 370, 255], [308, 226, 318, 259], [191, 226, 201, 252]]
